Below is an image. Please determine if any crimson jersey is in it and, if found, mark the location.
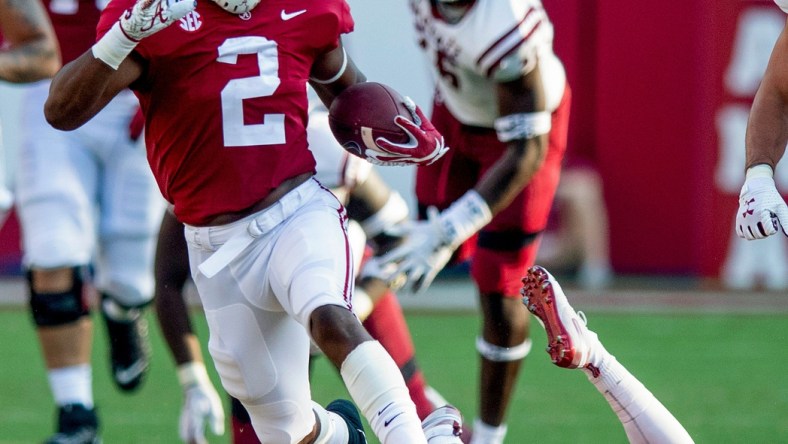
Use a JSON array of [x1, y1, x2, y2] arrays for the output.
[[97, 0, 354, 225], [45, 0, 107, 64]]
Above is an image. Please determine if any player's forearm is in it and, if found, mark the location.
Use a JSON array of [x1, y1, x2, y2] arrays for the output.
[[474, 135, 547, 215], [0, 40, 60, 83], [745, 80, 788, 171], [45, 52, 129, 131]]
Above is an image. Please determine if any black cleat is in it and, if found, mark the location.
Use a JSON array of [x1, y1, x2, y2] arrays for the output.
[[44, 404, 100, 444], [326, 399, 367, 444], [101, 297, 151, 392]]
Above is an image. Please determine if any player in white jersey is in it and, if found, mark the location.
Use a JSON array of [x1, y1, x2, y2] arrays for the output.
[[0, 0, 60, 223], [735, 0, 788, 241], [382, 1, 570, 441]]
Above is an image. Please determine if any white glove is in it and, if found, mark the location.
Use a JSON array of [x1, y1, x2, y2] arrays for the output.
[[177, 362, 225, 444], [92, 0, 196, 69], [380, 191, 492, 293], [736, 164, 788, 240]]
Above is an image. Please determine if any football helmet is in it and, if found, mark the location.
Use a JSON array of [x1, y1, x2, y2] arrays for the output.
[[211, 0, 260, 14]]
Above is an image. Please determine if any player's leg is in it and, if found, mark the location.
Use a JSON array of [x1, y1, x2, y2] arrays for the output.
[[93, 94, 166, 392], [184, 180, 421, 443], [522, 266, 694, 443], [16, 81, 100, 443]]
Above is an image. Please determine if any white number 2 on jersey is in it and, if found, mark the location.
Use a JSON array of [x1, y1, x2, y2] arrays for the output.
[[218, 37, 286, 147]]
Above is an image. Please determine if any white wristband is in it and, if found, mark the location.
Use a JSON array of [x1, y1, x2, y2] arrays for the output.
[[494, 111, 552, 143], [440, 190, 493, 247], [91, 21, 138, 70], [177, 361, 211, 390], [746, 164, 774, 180]]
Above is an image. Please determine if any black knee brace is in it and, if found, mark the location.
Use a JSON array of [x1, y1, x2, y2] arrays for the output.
[[28, 267, 90, 326]]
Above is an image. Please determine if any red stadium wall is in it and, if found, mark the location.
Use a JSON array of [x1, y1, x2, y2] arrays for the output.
[[545, 0, 781, 277]]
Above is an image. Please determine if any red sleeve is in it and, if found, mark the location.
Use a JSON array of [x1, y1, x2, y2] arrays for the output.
[[96, 0, 135, 40]]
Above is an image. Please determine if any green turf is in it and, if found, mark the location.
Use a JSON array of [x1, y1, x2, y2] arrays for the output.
[[1, 308, 787, 443]]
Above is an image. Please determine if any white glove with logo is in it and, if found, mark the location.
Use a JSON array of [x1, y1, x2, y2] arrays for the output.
[[177, 362, 225, 444], [380, 191, 492, 293], [736, 164, 788, 240], [92, 0, 196, 69]]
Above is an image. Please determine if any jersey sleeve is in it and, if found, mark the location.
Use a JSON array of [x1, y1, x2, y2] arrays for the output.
[[776, 0, 788, 14], [303, 0, 354, 54]]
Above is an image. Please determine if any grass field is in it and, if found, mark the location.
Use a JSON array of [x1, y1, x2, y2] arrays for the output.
[[2, 306, 787, 443]]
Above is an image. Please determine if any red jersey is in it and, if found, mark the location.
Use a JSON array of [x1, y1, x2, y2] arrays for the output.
[[45, 0, 105, 64], [97, 0, 354, 225]]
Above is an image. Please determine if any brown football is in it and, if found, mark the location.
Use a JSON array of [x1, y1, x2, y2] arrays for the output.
[[328, 82, 411, 160]]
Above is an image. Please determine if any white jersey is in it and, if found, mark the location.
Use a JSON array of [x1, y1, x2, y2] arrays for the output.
[[776, 0, 788, 13], [410, 0, 566, 127]]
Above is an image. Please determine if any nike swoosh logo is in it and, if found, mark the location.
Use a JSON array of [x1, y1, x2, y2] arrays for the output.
[[384, 412, 404, 427], [281, 9, 306, 20], [114, 359, 147, 385], [377, 402, 394, 416]]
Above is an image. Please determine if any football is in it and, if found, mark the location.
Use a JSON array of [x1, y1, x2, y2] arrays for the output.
[[328, 82, 411, 161]]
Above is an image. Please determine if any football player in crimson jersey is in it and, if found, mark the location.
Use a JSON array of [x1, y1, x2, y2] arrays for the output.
[[14, 0, 166, 443], [0, 0, 60, 224], [735, 0, 788, 241], [155, 95, 460, 444], [45, 0, 458, 443]]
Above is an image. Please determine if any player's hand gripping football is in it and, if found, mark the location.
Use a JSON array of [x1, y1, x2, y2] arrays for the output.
[[177, 362, 225, 444], [93, 0, 195, 69], [372, 97, 450, 166], [736, 165, 788, 240]]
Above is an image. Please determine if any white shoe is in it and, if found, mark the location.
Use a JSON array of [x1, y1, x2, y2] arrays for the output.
[[521, 266, 601, 373], [422, 405, 464, 444]]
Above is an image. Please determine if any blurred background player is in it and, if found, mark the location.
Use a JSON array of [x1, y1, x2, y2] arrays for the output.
[[154, 94, 459, 443], [735, 0, 788, 242], [45, 0, 462, 442], [379, 1, 570, 442], [15, 1, 165, 442], [0, 0, 60, 224], [522, 265, 694, 443]]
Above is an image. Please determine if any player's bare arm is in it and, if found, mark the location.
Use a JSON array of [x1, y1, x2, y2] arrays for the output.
[[0, 0, 60, 83], [309, 42, 366, 108], [745, 18, 788, 171], [45, 53, 141, 131], [474, 63, 549, 215]]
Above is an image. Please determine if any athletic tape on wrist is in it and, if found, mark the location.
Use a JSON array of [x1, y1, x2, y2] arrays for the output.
[[177, 361, 211, 389], [360, 191, 409, 238], [746, 164, 774, 180], [91, 21, 138, 70], [440, 190, 492, 246], [494, 111, 551, 142], [475, 337, 532, 362]]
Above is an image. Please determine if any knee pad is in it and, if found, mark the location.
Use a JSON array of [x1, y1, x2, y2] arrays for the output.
[[28, 267, 90, 327], [475, 337, 532, 362]]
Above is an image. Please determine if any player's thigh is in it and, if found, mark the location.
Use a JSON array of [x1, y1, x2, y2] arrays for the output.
[[16, 87, 99, 268], [186, 231, 314, 441], [268, 191, 354, 327]]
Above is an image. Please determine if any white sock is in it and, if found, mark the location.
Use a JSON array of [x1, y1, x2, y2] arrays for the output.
[[48, 364, 93, 408], [586, 355, 693, 444], [470, 418, 507, 444], [312, 402, 350, 444], [340, 341, 425, 444]]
